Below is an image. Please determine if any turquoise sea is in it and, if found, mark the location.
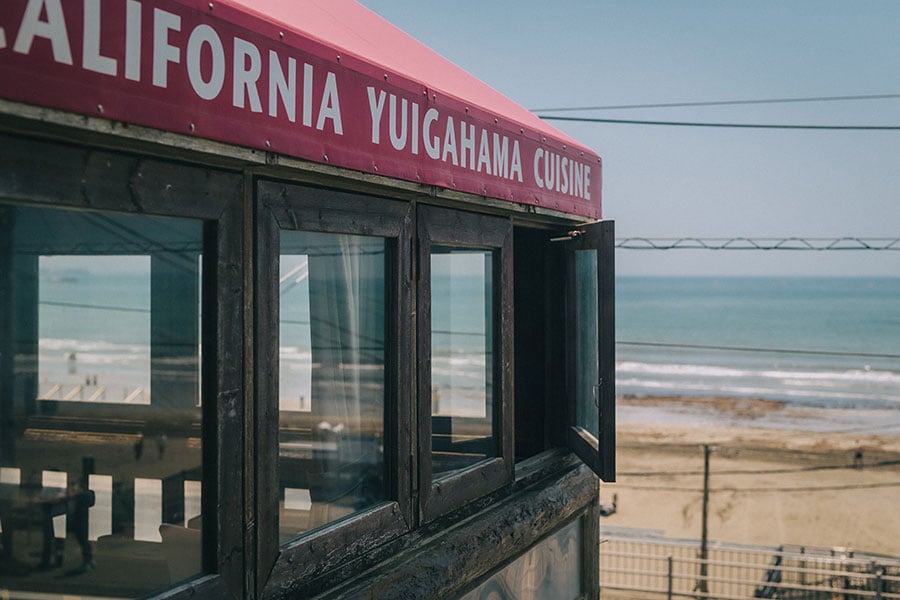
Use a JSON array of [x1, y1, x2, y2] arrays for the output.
[[37, 264, 900, 430], [617, 277, 900, 431]]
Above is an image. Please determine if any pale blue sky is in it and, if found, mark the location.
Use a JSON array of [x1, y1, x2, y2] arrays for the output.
[[359, 1, 900, 276]]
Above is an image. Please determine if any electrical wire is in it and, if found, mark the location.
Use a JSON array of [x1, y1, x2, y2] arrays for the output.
[[615, 237, 900, 251], [39, 300, 148, 314], [531, 93, 900, 113], [538, 115, 900, 130]]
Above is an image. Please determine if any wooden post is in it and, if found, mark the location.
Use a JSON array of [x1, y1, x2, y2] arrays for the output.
[[584, 492, 601, 600], [696, 444, 710, 596], [874, 563, 883, 600], [667, 555, 674, 600], [0, 206, 14, 465]]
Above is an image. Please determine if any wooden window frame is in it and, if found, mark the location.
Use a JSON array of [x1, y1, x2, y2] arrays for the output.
[[254, 180, 413, 596], [564, 220, 616, 482], [1, 131, 609, 599], [0, 133, 244, 599], [416, 204, 514, 523]]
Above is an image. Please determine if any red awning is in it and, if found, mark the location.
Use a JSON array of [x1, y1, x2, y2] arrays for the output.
[[0, 0, 601, 217], [226, 0, 584, 149]]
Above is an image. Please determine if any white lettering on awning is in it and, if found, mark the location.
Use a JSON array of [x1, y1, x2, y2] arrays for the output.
[[14, 0, 72, 65], [83, 0, 116, 75], [152, 8, 180, 88], [187, 25, 225, 100], [0, 0, 597, 205], [233, 37, 262, 112], [367, 87, 528, 184]]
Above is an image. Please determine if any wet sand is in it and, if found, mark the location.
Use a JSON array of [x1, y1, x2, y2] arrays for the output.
[[601, 395, 900, 556]]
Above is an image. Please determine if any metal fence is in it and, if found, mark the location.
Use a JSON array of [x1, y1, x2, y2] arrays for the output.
[[600, 534, 900, 600]]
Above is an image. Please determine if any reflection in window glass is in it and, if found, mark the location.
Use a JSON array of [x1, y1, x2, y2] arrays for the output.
[[0, 203, 204, 597], [39, 256, 151, 404], [430, 247, 495, 476], [278, 231, 386, 542], [279, 255, 312, 412], [459, 517, 582, 600], [575, 250, 600, 439]]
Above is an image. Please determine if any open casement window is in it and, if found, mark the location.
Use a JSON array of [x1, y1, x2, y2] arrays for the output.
[[417, 205, 513, 523], [564, 220, 615, 482], [254, 181, 412, 593]]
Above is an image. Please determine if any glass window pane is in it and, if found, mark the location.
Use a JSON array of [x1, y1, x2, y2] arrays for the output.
[[38, 256, 151, 404], [279, 255, 312, 412], [430, 246, 495, 476], [0, 203, 204, 596], [459, 517, 582, 600], [575, 250, 600, 439], [278, 231, 387, 542]]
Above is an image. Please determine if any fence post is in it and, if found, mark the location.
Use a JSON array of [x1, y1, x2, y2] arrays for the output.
[[874, 564, 883, 600], [695, 444, 711, 596], [799, 547, 806, 587], [668, 555, 674, 600]]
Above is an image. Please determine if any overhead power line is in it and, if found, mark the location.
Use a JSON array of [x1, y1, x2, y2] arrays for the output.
[[40, 300, 149, 314], [531, 93, 900, 113], [538, 115, 900, 130], [616, 237, 900, 251]]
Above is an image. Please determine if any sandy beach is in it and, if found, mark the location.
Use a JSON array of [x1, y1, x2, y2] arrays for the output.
[[600, 395, 900, 557]]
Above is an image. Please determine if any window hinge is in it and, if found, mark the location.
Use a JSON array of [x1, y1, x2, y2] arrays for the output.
[[550, 219, 601, 242], [550, 229, 585, 242]]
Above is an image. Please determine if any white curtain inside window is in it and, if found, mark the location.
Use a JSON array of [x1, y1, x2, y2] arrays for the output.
[[288, 232, 385, 521]]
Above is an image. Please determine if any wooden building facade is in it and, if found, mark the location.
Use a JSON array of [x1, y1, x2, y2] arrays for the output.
[[0, 1, 614, 598]]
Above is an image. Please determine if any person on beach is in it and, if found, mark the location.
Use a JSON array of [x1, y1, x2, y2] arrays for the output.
[[853, 442, 864, 469]]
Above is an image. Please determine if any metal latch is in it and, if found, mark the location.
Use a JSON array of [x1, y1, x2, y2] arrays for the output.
[[550, 229, 585, 242]]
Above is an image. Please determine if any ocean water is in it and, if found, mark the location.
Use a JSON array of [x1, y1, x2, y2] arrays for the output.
[[36, 263, 900, 428], [38, 253, 491, 415], [617, 277, 900, 427], [38, 257, 155, 403]]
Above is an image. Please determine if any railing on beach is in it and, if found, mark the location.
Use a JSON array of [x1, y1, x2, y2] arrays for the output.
[[600, 532, 900, 600]]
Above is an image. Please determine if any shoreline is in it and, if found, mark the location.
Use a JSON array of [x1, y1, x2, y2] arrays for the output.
[[605, 394, 900, 556], [618, 393, 900, 436]]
